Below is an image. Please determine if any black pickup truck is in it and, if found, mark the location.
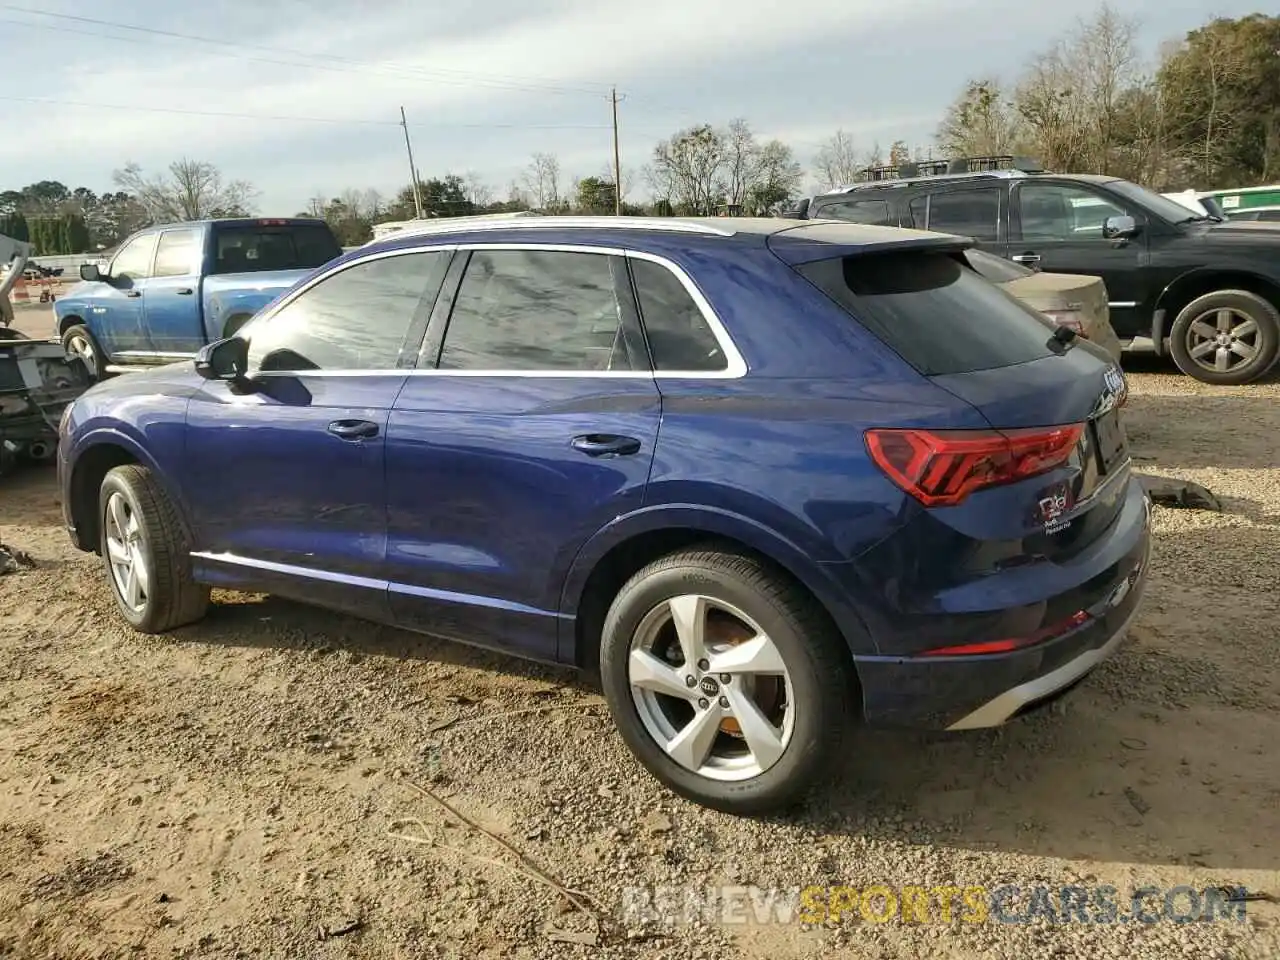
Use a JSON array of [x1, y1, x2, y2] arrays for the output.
[[789, 158, 1280, 385]]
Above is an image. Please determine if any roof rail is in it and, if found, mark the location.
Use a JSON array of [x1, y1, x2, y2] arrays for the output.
[[371, 215, 737, 242]]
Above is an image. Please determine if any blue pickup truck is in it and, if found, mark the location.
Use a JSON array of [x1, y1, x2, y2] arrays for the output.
[[55, 218, 342, 378]]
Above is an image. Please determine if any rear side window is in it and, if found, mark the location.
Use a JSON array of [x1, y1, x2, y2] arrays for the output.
[[630, 259, 726, 372], [796, 251, 1056, 375], [211, 224, 341, 275], [815, 199, 895, 226]]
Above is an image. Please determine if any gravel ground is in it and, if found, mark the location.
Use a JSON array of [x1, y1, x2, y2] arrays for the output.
[[1, 311, 1278, 958]]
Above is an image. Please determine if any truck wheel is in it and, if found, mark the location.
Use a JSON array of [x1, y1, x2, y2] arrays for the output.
[[62, 324, 107, 380], [98, 464, 210, 633], [1168, 290, 1280, 386], [598, 546, 853, 815]]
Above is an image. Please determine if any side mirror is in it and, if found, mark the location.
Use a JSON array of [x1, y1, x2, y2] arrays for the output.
[[1102, 215, 1138, 240], [79, 263, 103, 282], [194, 337, 249, 382]]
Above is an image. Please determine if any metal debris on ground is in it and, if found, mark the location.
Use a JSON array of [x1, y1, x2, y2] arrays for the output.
[[0, 542, 34, 575], [1135, 473, 1222, 511]]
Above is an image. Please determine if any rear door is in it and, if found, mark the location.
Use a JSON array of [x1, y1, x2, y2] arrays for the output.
[[384, 245, 659, 661], [1009, 180, 1147, 338], [141, 226, 203, 357]]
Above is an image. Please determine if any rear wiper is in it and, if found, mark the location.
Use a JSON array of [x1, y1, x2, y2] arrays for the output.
[[1047, 325, 1078, 355]]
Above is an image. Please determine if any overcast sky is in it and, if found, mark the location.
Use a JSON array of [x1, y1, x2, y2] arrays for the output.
[[0, 0, 1264, 214]]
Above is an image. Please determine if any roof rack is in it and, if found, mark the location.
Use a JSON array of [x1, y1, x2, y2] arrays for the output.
[[834, 155, 1046, 192], [371, 215, 737, 242]]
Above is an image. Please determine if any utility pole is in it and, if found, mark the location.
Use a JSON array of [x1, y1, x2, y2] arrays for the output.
[[611, 87, 624, 216], [400, 106, 425, 220]]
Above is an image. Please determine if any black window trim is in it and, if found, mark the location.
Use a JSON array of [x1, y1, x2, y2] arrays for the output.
[[1009, 178, 1143, 242], [239, 247, 452, 377]]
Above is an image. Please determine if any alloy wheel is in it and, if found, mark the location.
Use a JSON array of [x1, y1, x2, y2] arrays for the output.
[[1185, 307, 1260, 375], [627, 594, 795, 782], [104, 491, 150, 613], [66, 333, 97, 377]]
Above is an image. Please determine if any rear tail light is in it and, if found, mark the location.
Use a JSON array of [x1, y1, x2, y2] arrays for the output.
[[1042, 310, 1088, 338], [923, 609, 1091, 657], [865, 424, 1083, 507]]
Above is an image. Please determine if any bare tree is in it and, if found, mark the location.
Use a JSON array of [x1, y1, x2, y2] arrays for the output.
[[813, 130, 861, 188], [748, 140, 803, 214], [937, 79, 1029, 158], [522, 153, 561, 210], [1015, 3, 1148, 175], [724, 118, 761, 208], [649, 125, 727, 215], [602, 163, 637, 201], [464, 171, 494, 208], [113, 159, 257, 221]]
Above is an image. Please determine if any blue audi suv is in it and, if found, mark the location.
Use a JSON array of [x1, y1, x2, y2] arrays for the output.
[[57, 216, 1151, 814]]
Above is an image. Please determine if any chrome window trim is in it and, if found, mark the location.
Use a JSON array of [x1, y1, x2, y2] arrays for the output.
[[365, 215, 737, 242], [242, 241, 748, 381]]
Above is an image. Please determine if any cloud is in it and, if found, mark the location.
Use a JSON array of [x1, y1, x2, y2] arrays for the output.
[[0, 0, 1268, 211]]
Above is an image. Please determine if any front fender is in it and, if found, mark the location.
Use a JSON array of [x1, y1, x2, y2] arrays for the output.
[[65, 413, 194, 550], [556, 504, 878, 657]]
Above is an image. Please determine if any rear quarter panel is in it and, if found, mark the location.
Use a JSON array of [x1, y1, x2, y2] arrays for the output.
[[200, 269, 312, 342]]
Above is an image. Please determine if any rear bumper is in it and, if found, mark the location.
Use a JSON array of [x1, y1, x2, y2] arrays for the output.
[[853, 483, 1152, 730]]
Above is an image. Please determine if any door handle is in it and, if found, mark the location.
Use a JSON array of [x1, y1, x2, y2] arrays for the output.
[[1012, 254, 1041, 264], [176, 288, 193, 295], [124, 290, 142, 298], [571, 434, 641, 457], [327, 419, 379, 441]]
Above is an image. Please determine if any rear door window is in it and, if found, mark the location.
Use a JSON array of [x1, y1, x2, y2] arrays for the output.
[[814, 199, 895, 226], [795, 251, 1056, 375], [921, 188, 1001, 240]]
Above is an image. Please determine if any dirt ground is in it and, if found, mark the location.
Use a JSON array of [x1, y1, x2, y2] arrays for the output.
[[2, 309, 1279, 959]]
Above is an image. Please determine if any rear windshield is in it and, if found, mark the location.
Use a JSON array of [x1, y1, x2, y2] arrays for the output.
[[210, 224, 341, 275], [796, 251, 1056, 376]]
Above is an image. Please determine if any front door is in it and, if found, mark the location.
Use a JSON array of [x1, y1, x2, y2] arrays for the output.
[[1010, 181, 1148, 339], [384, 247, 660, 661], [93, 232, 157, 358], [183, 249, 451, 621]]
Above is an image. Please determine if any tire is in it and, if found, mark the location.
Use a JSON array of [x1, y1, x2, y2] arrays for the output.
[[599, 546, 853, 815], [1168, 290, 1280, 385], [62, 323, 108, 381], [98, 464, 210, 633], [1, 328, 29, 341]]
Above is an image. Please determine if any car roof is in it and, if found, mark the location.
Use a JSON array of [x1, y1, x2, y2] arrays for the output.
[[810, 171, 1122, 203], [359, 215, 970, 260]]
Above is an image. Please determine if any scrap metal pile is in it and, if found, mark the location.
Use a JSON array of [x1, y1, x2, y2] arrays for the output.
[[0, 335, 92, 477]]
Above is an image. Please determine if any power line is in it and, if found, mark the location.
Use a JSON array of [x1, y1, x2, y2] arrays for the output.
[[0, 6, 612, 97], [0, 94, 625, 130]]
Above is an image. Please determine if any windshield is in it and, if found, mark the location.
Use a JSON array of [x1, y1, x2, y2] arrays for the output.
[[1108, 180, 1219, 224]]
